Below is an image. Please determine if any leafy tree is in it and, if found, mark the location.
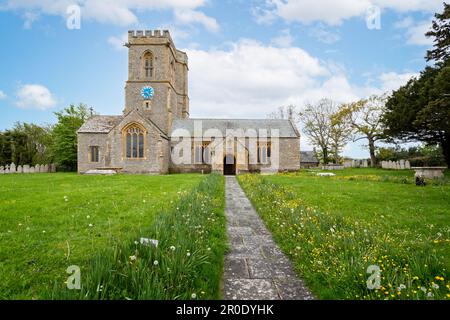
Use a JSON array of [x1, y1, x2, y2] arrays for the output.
[[50, 104, 91, 171], [384, 61, 450, 167], [426, 2, 450, 62], [335, 95, 388, 167], [299, 99, 351, 164]]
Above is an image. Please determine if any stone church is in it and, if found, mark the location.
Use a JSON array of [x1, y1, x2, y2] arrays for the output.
[[77, 30, 300, 175]]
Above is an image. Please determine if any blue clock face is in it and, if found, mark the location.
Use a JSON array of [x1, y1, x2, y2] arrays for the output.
[[141, 86, 154, 100]]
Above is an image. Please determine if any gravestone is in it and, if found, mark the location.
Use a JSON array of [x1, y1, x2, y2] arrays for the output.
[[382, 161, 387, 169], [405, 160, 411, 170], [399, 160, 405, 170], [10, 163, 16, 173], [362, 160, 368, 168], [5, 165, 10, 174], [43, 164, 49, 173], [50, 164, 56, 173], [35, 164, 41, 173], [29, 166, 35, 173], [17, 165, 23, 173], [344, 161, 352, 168], [23, 165, 30, 173], [0, 166, 4, 174]]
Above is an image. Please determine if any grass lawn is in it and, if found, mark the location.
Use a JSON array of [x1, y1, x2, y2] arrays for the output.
[[0, 173, 206, 299], [238, 168, 450, 300]]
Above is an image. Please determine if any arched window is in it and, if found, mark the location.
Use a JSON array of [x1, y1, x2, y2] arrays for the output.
[[123, 124, 146, 159], [143, 51, 154, 78]]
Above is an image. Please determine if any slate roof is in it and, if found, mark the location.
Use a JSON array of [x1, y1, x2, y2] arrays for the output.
[[300, 151, 319, 163], [78, 116, 123, 133], [171, 119, 300, 138]]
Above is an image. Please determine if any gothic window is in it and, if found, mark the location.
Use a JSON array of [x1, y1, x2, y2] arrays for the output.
[[194, 142, 211, 164], [89, 146, 99, 162], [257, 142, 271, 164], [124, 124, 146, 159], [143, 52, 154, 78]]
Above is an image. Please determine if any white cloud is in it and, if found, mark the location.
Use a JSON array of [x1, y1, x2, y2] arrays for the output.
[[186, 39, 411, 121], [271, 29, 294, 47], [108, 33, 128, 50], [309, 26, 341, 44], [377, 72, 418, 93], [255, 0, 443, 25], [0, 90, 6, 99], [174, 9, 219, 33], [16, 84, 57, 110], [1, 0, 218, 30], [395, 17, 433, 46]]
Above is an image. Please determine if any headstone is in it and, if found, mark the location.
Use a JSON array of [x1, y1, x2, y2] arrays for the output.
[[0, 166, 4, 174], [344, 161, 352, 168], [43, 164, 49, 173], [29, 166, 35, 173], [399, 160, 405, 170], [352, 160, 357, 168], [50, 164, 56, 173], [35, 164, 40, 173], [5, 165, 10, 174], [405, 160, 411, 170], [362, 160, 368, 168], [10, 163, 16, 173], [17, 165, 23, 173], [23, 165, 30, 173]]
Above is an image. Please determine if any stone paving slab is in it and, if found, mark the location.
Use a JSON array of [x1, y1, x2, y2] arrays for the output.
[[223, 176, 314, 300]]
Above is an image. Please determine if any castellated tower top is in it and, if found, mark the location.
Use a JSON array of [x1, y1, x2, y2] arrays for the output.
[[126, 30, 187, 64]]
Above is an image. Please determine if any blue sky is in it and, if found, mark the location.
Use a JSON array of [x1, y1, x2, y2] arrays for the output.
[[0, 0, 444, 158]]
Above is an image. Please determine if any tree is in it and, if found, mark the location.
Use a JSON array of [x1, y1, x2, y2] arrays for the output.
[[50, 104, 91, 171], [329, 113, 353, 164], [267, 105, 299, 122], [300, 99, 342, 163], [426, 2, 450, 63], [336, 95, 388, 167], [384, 61, 450, 167]]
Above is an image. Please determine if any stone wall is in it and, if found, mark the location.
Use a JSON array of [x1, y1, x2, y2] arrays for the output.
[[0, 163, 56, 174]]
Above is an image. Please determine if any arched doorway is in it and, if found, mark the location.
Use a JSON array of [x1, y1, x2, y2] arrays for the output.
[[224, 154, 236, 176]]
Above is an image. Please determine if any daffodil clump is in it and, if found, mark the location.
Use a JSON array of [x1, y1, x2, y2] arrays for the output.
[[238, 174, 449, 300], [50, 174, 226, 300]]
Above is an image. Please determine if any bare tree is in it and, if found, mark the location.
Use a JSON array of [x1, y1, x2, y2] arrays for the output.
[[335, 94, 388, 167], [267, 105, 299, 122]]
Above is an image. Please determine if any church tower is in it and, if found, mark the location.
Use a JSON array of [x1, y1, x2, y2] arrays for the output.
[[124, 30, 189, 134]]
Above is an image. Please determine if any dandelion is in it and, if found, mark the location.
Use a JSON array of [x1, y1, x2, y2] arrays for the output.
[[153, 260, 159, 266], [129, 255, 137, 261], [187, 252, 191, 257], [86, 215, 90, 219], [42, 230, 46, 233], [170, 246, 176, 251], [207, 247, 211, 251], [88, 224, 93, 227], [432, 283, 439, 290], [64, 196, 69, 202], [427, 292, 434, 298], [191, 293, 197, 299]]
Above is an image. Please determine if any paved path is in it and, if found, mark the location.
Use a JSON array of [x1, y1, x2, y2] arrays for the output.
[[223, 176, 314, 300]]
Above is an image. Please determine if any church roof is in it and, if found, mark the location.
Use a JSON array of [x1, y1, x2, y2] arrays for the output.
[[77, 115, 123, 133], [300, 151, 319, 163], [171, 119, 300, 138]]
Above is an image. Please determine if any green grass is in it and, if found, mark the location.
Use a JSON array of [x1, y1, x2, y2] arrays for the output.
[[0, 173, 208, 299], [238, 168, 450, 300], [49, 173, 226, 300]]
